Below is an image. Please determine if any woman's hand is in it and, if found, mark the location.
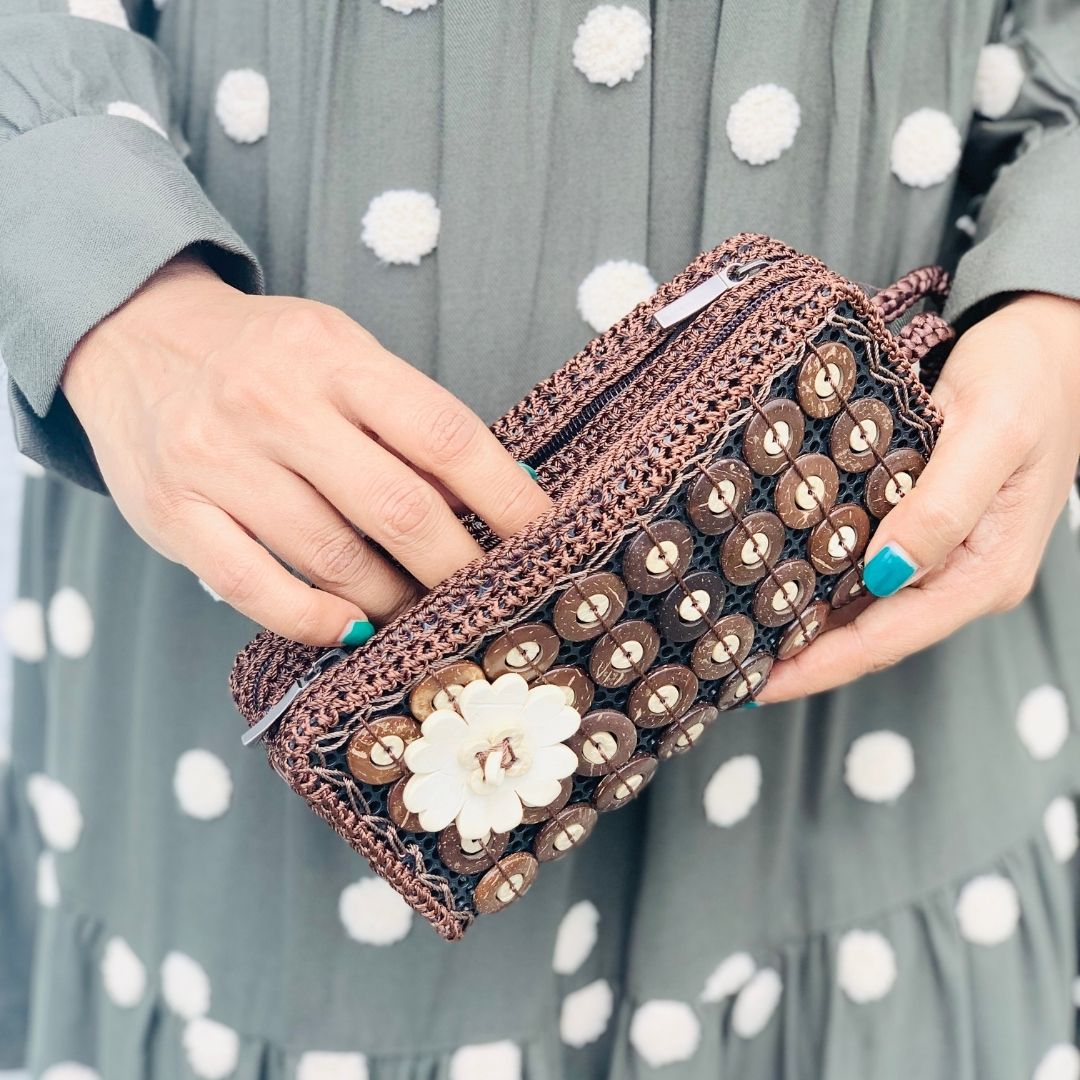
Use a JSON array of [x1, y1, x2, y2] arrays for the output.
[[62, 253, 552, 645], [760, 292, 1080, 703]]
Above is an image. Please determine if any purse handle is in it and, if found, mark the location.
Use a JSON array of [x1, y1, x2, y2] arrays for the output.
[[871, 264, 951, 322], [872, 265, 955, 383]]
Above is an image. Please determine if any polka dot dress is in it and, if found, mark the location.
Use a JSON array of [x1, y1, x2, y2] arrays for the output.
[[3, 1, 1080, 1078]]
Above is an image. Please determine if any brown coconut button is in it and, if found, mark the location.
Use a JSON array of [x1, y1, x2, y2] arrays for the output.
[[690, 613, 756, 680], [520, 776, 574, 825], [535, 803, 598, 861], [776, 599, 830, 660], [568, 710, 638, 776], [719, 511, 785, 586], [830, 398, 894, 473], [531, 666, 595, 716], [657, 704, 718, 760], [552, 573, 628, 642], [742, 399, 806, 476], [716, 653, 774, 709], [627, 664, 699, 729], [482, 623, 560, 680], [687, 458, 753, 535], [657, 571, 727, 643], [474, 851, 538, 914], [797, 341, 857, 418], [594, 756, 658, 811], [622, 520, 693, 595], [408, 660, 485, 721], [773, 454, 840, 529], [865, 448, 926, 519], [346, 716, 419, 785], [437, 824, 509, 875], [751, 559, 816, 628], [808, 505, 871, 575], [588, 620, 660, 688], [387, 778, 424, 832], [830, 564, 868, 608]]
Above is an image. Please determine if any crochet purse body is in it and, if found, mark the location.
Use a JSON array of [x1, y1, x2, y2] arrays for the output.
[[230, 234, 953, 940]]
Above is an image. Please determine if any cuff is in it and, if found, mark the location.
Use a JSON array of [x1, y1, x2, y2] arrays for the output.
[[0, 113, 264, 492]]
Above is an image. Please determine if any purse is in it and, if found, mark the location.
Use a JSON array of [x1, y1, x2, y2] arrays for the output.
[[230, 234, 953, 940]]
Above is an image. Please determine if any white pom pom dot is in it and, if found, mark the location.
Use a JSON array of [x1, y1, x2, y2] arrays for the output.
[[890, 108, 962, 188], [1068, 486, 1080, 533], [844, 730, 915, 803], [1043, 797, 1078, 863], [68, 0, 128, 27], [40, 1066, 101, 1080], [4, 598, 46, 662], [26, 774, 83, 852], [102, 936, 147, 1008], [629, 1000, 701, 1067], [361, 190, 441, 266], [559, 978, 614, 1048], [381, 0, 437, 11], [449, 1041, 521, 1080], [184, 1017, 241, 1079], [339, 877, 413, 946], [107, 101, 167, 139], [572, 6, 651, 88], [973, 44, 1025, 119], [174, 749, 234, 821], [553, 900, 600, 975], [37, 851, 60, 908], [47, 587, 94, 658], [836, 929, 897, 1003], [215, 69, 270, 144], [732, 968, 783, 1038], [726, 84, 801, 165], [162, 951, 212, 1020], [955, 873, 1021, 946], [703, 754, 762, 827], [1033, 1044, 1080, 1080], [296, 1051, 370, 1080], [1017, 685, 1070, 761], [576, 260, 657, 333], [701, 951, 756, 1002]]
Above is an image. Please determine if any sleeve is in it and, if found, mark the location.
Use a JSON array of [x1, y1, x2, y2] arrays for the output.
[[0, 3, 264, 493], [943, 0, 1080, 330]]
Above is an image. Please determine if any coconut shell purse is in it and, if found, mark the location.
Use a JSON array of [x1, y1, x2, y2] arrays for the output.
[[230, 234, 953, 940]]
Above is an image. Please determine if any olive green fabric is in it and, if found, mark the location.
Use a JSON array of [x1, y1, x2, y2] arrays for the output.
[[1, 2, 1079, 1078]]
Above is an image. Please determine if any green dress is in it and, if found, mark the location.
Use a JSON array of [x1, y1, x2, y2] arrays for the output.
[[2, 2, 1080, 1077]]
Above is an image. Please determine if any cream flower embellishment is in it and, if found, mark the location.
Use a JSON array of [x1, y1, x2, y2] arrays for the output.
[[403, 673, 581, 840]]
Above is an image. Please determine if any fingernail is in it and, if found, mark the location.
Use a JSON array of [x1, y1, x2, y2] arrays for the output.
[[339, 619, 376, 647], [518, 461, 539, 481], [741, 700, 760, 710], [862, 543, 918, 598]]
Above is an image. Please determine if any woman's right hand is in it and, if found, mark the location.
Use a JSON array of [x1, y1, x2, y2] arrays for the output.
[[61, 253, 552, 645]]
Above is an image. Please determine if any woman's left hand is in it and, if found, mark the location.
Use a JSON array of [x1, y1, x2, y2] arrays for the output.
[[759, 292, 1080, 704]]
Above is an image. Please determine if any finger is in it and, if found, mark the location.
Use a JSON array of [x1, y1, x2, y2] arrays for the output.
[[859, 408, 1015, 599], [174, 502, 373, 646], [345, 357, 552, 537], [286, 409, 487, 587], [758, 565, 984, 703], [226, 464, 422, 624]]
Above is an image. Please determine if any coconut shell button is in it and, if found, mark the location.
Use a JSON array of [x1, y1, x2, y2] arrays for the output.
[[776, 599, 830, 660], [719, 511, 785, 586], [408, 660, 485, 721], [773, 454, 840, 529], [520, 776, 573, 826], [594, 756, 658, 811], [865, 448, 927, 519], [622, 520, 694, 594], [830, 565, 868, 608], [657, 571, 727, 643], [657, 704, 718, 760], [482, 623, 560, 680], [742, 399, 806, 476], [531, 666, 595, 716], [387, 778, 424, 832], [716, 653, 773, 709], [346, 715, 419, 785], [568, 710, 637, 776], [808, 505, 871, 575], [687, 458, 753, 535], [474, 851, 539, 914], [437, 824, 509, 875], [690, 613, 756, 680], [751, 559, 816, 628], [628, 664, 699, 729], [589, 620, 660, 688], [552, 573, 628, 642], [797, 341, 857, 418], [535, 803, 598, 862], [829, 398, 894, 473]]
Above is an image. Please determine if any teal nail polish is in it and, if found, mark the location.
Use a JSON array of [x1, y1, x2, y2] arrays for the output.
[[862, 543, 918, 597], [741, 700, 760, 710], [340, 619, 376, 647], [518, 461, 539, 481]]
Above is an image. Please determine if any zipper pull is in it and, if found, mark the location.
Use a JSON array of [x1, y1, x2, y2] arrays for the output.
[[652, 259, 771, 330], [241, 646, 351, 747]]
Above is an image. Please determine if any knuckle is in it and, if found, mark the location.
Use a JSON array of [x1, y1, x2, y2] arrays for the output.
[[418, 401, 483, 468], [912, 497, 968, 550], [273, 304, 352, 353], [993, 571, 1037, 613], [288, 592, 332, 644], [143, 481, 188, 530], [849, 620, 903, 674], [304, 528, 366, 587], [211, 554, 266, 609], [373, 479, 438, 545]]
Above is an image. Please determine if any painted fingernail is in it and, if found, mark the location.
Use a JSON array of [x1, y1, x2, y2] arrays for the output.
[[862, 543, 918, 597], [741, 700, 760, 710], [518, 461, 539, 481], [339, 619, 376, 647]]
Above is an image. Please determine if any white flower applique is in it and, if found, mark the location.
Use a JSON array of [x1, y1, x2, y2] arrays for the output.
[[403, 673, 581, 840]]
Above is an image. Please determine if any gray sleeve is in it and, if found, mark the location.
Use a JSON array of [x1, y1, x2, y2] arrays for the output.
[[0, 11, 264, 493], [944, 1, 1080, 328]]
